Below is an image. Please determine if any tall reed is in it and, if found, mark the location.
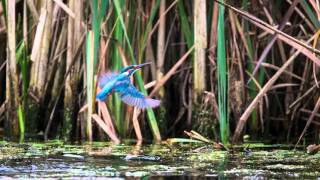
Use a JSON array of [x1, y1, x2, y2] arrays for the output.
[[0, 0, 319, 144], [217, 0, 229, 144]]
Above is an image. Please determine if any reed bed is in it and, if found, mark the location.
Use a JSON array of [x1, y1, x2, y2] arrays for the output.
[[0, 0, 319, 145]]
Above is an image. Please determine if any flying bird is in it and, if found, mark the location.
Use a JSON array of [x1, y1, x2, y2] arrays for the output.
[[96, 63, 160, 109]]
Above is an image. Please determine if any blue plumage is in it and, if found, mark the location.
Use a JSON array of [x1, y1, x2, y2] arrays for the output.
[[96, 63, 160, 109]]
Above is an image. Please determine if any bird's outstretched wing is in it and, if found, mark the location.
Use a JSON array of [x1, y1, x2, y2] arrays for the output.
[[96, 72, 119, 101], [117, 83, 160, 109], [98, 72, 118, 88]]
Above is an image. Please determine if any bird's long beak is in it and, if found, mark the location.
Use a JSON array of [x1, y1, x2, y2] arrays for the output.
[[136, 62, 151, 69], [131, 62, 151, 75]]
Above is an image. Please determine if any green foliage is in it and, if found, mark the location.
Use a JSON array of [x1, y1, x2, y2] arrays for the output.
[[16, 41, 28, 141], [300, 1, 320, 28], [2, 0, 319, 144], [85, 0, 109, 140], [177, 1, 193, 48], [92, 0, 108, 70], [111, 1, 125, 137], [242, 0, 258, 131], [1, 0, 6, 24], [139, 0, 161, 53], [85, 31, 94, 139], [217, 1, 229, 144], [16, 41, 28, 99], [113, 0, 161, 141], [17, 105, 24, 141]]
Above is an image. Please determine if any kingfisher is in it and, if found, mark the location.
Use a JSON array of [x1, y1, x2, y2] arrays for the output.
[[96, 63, 160, 109]]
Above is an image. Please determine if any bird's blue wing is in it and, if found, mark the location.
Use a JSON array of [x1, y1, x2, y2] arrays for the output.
[[98, 72, 118, 88], [116, 82, 160, 109], [96, 72, 118, 101]]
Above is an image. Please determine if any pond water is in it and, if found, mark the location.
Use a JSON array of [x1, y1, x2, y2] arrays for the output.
[[0, 141, 319, 179]]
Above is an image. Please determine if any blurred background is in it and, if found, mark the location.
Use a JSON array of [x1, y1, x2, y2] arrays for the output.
[[0, 0, 319, 145]]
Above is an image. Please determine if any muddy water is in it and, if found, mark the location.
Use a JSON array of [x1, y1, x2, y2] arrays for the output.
[[0, 141, 319, 179]]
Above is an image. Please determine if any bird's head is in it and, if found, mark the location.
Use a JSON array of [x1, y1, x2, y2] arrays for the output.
[[120, 62, 151, 76]]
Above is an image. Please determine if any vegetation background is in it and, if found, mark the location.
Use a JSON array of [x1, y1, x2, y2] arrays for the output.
[[0, 0, 319, 145]]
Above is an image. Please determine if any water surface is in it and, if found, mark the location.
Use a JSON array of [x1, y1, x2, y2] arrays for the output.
[[0, 141, 319, 179]]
